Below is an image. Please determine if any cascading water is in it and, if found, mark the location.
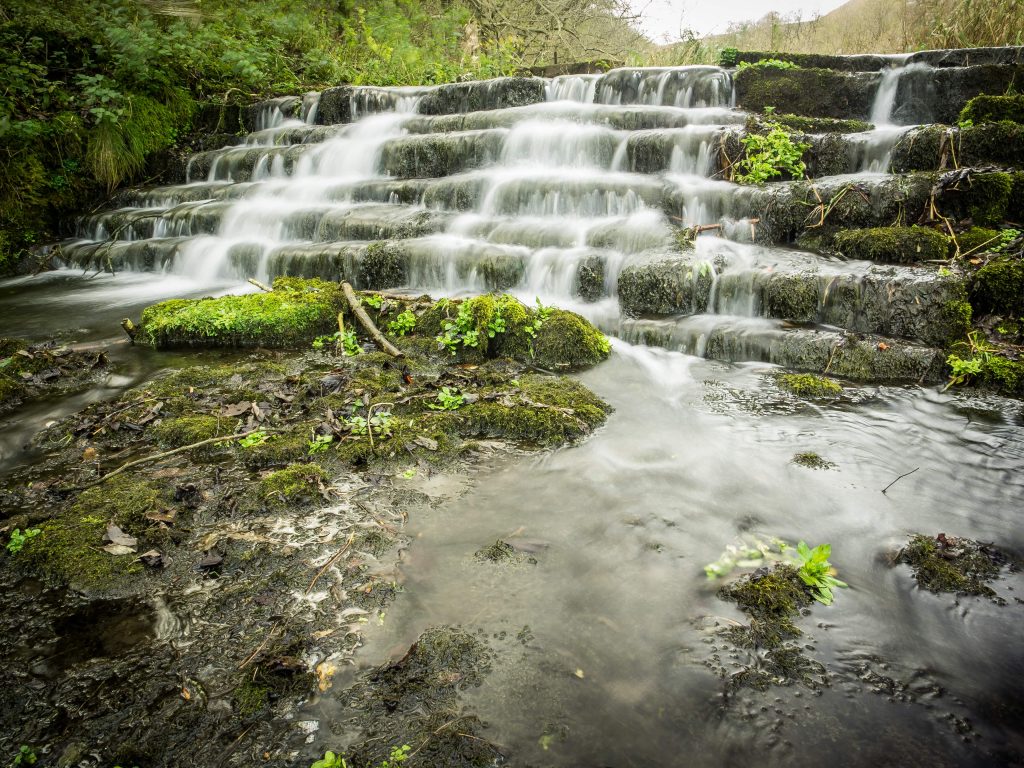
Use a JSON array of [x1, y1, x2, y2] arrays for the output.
[[5, 56, 1024, 768], [853, 61, 934, 173]]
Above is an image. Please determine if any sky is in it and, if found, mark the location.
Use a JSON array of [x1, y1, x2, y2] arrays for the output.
[[630, 0, 851, 40]]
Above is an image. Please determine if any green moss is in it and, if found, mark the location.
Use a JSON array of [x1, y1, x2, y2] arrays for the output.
[[957, 122, 1024, 168], [776, 372, 842, 398], [257, 463, 326, 505], [774, 114, 872, 134], [940, 299, 973, 346], [22, 476, 160, 590], [959, 93, 1024, 125], [719, 564, 812, 648], [897, 534, 1007, 601], [970, 257, 1024, 316], [1011, 172, 1024, 222], [961, 172, 1013, 227], [734, 66, 870, 120], [532, 309, 612, 370], [955, 226, 1001, 256], [234, 680, 270, 718], [833, 226, 949, 264], [240, 428, 312, 469], [792, 452, 835, 470], [150, 415, 225, 448], [138, 278, 344, 348], [979, 354, 1024, 394], [425, 294, 610, 370], [459, 375, 611, 447]]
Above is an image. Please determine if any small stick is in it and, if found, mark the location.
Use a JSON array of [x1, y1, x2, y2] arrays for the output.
[[882, 467, 919, 494], [238, 620, 280, 669], [341, 281, 404, 358], [248, 278, 273, 292], [60, 428, 274, 491], [306, 533, 356, 594]]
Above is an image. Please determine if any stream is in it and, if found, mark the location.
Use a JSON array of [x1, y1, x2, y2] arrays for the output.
[[2, 57, 1024, 767]]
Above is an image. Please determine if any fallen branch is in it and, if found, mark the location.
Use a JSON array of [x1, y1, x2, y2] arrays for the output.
[[881, 467, 919, 494], [341, 281, 404, 358], [247, 278, 272, 292], [60, 428, 276, 492]]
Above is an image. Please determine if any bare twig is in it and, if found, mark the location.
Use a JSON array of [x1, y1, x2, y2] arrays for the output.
[[305, 533, 356, 594], [881, 467, 919, 494], [247, 278, 273, 292], [60, 428, 275, 492]]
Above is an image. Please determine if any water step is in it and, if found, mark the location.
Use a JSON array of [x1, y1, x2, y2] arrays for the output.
[[616, 242, 967, 347], [735, 63, 1024, 123], [735, 46, 1024, 71], [620, 315, 946, 382], [314, 77, 547, 124]]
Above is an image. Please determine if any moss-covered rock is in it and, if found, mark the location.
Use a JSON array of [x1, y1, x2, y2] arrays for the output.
[[970, 256, 1024, 316], [776, 372, 842, 398], [139, 277, 344, 348], [958, 93, 1024, 125], [955, 226, 1001, 256], [953, 171, 1014, 227], [256, 463, 326, 507], [774, 114, 873, 134], [459, 374, 611, 447], [833, 226, 949, 264], [735, 66, 877, 120], [21, 476, 163, 591], [897, 533, 1012, 602], [150, 415, 226, 449]]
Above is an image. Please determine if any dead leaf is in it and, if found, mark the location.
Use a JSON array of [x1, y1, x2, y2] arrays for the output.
[[574, 668, 585, 679], [82, 447, 98, 463], [222, 401, 251, 417], [413, 436, 439, 451], [103, 544, 137, 556], [103, 524, 137, 548], [197, 552, 224, 569], [877, 342, 889, 351], [138, 549, 165, 567], [181, 687, 191, 701]]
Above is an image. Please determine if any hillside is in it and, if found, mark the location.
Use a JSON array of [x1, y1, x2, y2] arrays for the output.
[[703, 0, 1023, 55]]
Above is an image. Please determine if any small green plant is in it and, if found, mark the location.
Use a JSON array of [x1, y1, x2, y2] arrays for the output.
[[6, 528, 41, 555], [436, 300, 480, 355], [387, 310, 416, 337], [522, 297, 554, 355], [308, 433, 334, 455], [734, 121, 809, 185], [311, 752, 346, 768], [795, 541, 847, 605], [12, 745, 37, 766], [719, 46, 739, 66], [379, 745, 411, 767], [310, 745, 410, 768], [992, 228, 1021, 253], [363, 294, 385, 309], [486, 302, 506, 338], [312, 329, 362, 356], [427, 386, 465, 411], [238, 430, 270, 448], [944, 330, 997, 389]]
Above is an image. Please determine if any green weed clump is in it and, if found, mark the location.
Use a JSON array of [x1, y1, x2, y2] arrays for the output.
[[734, 121, 809, 184], [898, 533, 1009, 601], [958, 94, 1024, 126]]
